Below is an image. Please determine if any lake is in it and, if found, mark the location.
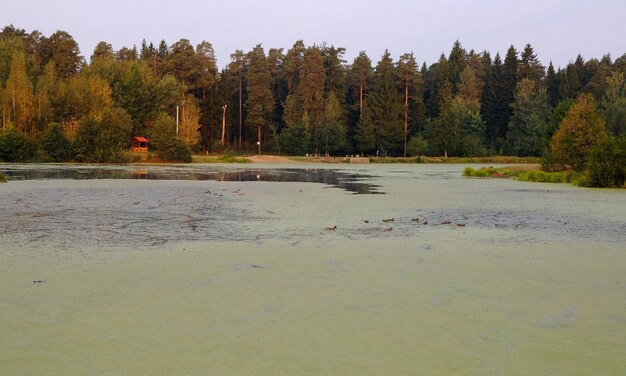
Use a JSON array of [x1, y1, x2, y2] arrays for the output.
[[1, 163, 625, 375]]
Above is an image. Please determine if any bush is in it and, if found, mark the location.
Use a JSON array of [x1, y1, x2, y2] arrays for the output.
[[0, 172, 7, 182], [463, 167, 498, 177], [586, 136, 626, 187], [42, 123, 72, 161], [407, 134, 428, 157], [550, 94, 606, 171], [0, 128, 39, 162], [519, 170, 566, 183], [148, 113, 192, 162], [156, 139, 192, 162]]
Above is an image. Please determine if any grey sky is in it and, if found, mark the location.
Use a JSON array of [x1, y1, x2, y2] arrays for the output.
[[3, 0, 625, 69]]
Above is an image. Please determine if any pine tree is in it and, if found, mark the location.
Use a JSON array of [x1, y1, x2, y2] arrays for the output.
[[283, 40, 305, 93], [91, 41, 115, 63], [229, 50, 246, 149], [397, 52, 420, 156], [245, 44, 273, 154], [48, 30, 82, 77], [195, 41, 217, 99]]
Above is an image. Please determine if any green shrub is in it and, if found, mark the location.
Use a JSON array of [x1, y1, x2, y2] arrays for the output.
[[463, 167, 498, 177], [42, 123, 73, 161], [0, 172, 7, 183], [153, 139, 192, 162], [586, 136, 626, 187], [0, 128, 39, 162], [518, 170, 566, 183]]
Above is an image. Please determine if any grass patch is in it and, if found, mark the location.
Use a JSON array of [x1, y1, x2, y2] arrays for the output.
[[371, 156, 540, 164], [192, 154, 250, 163], [0, 171, 7, 183], [371, 157, 423, 164], [463, 166, 499, 177], [464, 166, 588, 186]]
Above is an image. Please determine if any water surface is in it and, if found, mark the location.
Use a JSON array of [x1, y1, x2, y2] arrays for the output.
[[1, 163, 625, 375]]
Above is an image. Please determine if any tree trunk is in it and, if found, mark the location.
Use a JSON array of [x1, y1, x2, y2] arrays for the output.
[[239, 75, 243, 152], [404, 80, 408, 157], [359, 81, 363, 117]]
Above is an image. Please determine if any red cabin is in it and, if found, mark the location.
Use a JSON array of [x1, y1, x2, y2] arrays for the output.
[[130, 136, 149, 152]]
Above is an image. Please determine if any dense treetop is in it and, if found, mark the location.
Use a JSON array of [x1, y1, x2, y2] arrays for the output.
[[0, 24, 625, 162]]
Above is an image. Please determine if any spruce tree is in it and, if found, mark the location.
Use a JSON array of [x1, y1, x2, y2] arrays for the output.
[[501, 45, 519, 141], [349, 51, 373, 116], [546, 62, 561, 106], [519, 43, 544, 82], [448, 40, 467, 94], [506, 78, 549, 156], [370, 54, 403, 155], [355, 99, 376, 154]]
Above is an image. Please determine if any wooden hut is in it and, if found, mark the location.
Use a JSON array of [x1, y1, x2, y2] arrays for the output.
[[130, 136, 149, 152]]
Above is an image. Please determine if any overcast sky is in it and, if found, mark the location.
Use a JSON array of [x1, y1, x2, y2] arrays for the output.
[[3, 0, 625, 69]]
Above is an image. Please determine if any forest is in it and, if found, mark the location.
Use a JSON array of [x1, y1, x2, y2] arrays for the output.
[[0, 24, 624, 174]]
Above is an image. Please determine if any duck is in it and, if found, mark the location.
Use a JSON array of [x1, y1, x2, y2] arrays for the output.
[[383, 218, 394, 223], [324, 226, 337, 231], [383, 227, 393, 232], [441, 220, 452, 225]]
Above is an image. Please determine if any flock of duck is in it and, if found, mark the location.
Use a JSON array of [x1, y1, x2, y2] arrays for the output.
[[324, 217, 466, 232]]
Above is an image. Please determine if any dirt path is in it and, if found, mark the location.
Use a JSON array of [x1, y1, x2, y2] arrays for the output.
[[246, 155, 296, 163]]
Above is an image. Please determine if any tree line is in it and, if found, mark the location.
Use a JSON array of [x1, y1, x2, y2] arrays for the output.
[[0, 24, 624, 163]]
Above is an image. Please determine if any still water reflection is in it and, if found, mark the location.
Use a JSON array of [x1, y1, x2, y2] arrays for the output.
[[0, 164, 383, 194]]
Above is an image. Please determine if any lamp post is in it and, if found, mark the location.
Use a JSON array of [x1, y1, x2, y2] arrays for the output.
[[175, 100, 186, 138]]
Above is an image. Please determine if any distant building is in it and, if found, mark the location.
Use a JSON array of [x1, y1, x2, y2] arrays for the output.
[[130, 136, 149, 152]]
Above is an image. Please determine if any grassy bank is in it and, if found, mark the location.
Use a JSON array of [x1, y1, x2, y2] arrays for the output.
[[270, 155, 541, 164], [0, 171, 6, 182], [464, 166, 589, 186], [192, 154, 250, 163]]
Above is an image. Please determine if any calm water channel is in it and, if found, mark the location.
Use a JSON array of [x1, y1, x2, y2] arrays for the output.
[[1, 163, 625, 375]]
